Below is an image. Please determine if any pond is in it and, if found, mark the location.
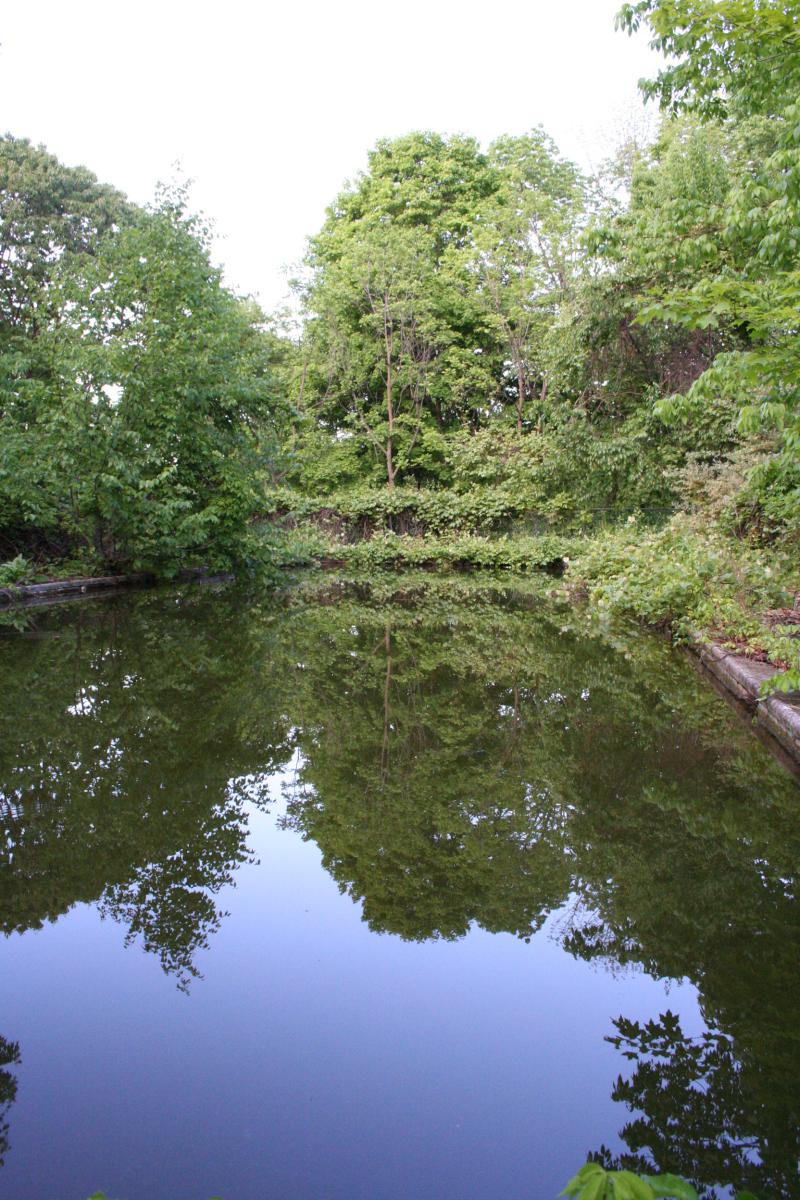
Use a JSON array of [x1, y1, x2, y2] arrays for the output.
[[0, 574, 798, 1200]]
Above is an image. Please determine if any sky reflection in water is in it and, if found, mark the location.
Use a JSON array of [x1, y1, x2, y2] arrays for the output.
[[0, 575, 797, 1200]]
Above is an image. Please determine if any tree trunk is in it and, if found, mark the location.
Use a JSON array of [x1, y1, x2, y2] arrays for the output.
[[384, 299, 396, 489], [538, 373, 548, 433], [386, 436, 396, 488], [516, 360, 526, 434]]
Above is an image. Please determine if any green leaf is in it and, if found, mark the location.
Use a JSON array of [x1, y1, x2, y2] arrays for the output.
[[644, 1173, 699, 1200], [561, 1162, 606, 1197], [613, 1170, 656, 1199]]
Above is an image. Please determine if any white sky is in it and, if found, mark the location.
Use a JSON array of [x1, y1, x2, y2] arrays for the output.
[[1, 0, 660, 311]]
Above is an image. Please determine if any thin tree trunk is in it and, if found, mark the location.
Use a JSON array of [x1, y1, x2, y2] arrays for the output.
[[538, 374, 549, 433], [384, 298, 396, 488], [386, 436, 395, 488], [516, 360, 526, 434]]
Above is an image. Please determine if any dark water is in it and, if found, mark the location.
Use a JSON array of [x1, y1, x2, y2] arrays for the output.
[[0, 574, 798, 1200]]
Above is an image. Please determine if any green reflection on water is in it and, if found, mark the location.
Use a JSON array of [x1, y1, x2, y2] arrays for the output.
[[0, 1037, 20, 1168], [0, 573, 797, 1196]]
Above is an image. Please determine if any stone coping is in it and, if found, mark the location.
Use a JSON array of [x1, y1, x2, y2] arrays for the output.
[[694, 640, 800, 769], [0, 569, 233, 607], [0, 573, 154, 605]]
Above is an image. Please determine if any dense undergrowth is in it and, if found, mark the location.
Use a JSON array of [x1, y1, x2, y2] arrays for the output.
[[571, 516, 799, 695], [270, 448, 799, 695]]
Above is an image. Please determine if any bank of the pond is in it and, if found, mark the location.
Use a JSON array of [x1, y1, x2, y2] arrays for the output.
[[0, 572, 154, 606], [690, 639, 800, 767], [560, 516, 799, 767], [0, 567, 236, 608]]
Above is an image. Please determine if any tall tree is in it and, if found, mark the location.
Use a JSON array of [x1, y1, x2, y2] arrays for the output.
[[302, 132, 504, 485], [462, 129, 586, 431], [0, 137, 133, 553], [53, 187, 279, 571], [305, 223, 438, 488], [0, 163, 281, 572], [0, 135, 132, 338]]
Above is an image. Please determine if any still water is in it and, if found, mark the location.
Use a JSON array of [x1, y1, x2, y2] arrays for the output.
[[0, 574, 798, 1200]]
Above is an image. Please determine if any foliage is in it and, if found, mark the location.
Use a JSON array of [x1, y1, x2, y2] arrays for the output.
[[616, 0, 800, 544], [277, 418, 681, 541], [7, 6, 800, 591], [616, 1, 800, 120], [562, 1161, 759, 1200], [271, 483, 572, 537], [331, 530, 568, 573], [561, 1162, 699, 1200], [0, 555, 30, 586], [759, 661, 800, 698], [572, 515, 798, 682], [287, 111, 759, 531], [0, 139, 283, 576]]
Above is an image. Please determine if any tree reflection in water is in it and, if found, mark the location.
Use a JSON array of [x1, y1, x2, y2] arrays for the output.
[[594, 1009, 799, 1200], [0, 574, 798, 1193], [0, 1037, 20, 1167]]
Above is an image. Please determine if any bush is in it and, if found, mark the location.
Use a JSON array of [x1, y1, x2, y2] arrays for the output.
[[572, 515, 799, 691], [333, 531, 569, 573]]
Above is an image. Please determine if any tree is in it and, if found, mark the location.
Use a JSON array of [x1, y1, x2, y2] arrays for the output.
[[616, 1, 800, 120], [305, 223, 439, 488], [461, 129, 586, 431], [0, 135, 132, 337], [0, 138, 285, 572], [0, 136, 133, 554], [616, 0, 800, 545], [302, 132, 505, 485], [69, 189, 280, 571], [7, 183, 280, 572]]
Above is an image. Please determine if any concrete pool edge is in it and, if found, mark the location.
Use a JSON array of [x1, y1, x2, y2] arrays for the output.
[[691, 639, 800, 773]]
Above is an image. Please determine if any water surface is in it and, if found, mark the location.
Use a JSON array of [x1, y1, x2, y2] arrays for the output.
[[0, 575, 798, 1199]]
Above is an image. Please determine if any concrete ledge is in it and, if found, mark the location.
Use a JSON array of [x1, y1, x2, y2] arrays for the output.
[[759, 691, 800, 759], [0, 567, 234, 608], [0, 573, 154, 606], [691, 639, 800, 771]]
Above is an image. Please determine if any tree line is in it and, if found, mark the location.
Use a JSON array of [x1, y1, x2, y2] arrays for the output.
[[280, 0, 798, 559], [1, 0, 798, 581]]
